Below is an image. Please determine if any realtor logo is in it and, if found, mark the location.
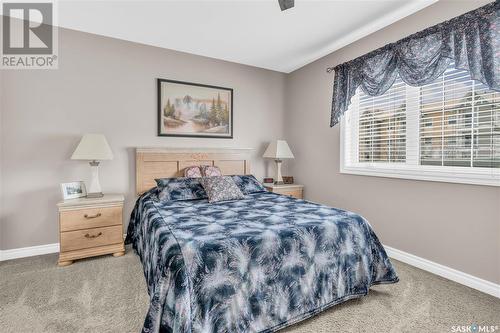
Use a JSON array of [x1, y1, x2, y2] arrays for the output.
[[1, 1, 58, 69]]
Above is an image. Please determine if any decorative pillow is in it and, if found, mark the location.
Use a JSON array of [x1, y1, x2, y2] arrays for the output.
[[200, 176, 245, 203], [201, 165, 223, 177], [231, 175, 267, 194], [184, 166, 202, 178], [155, 177, 207, 201]]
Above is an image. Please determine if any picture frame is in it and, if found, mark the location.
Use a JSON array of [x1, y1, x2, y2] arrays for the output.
[[157, 78, 233, 138], [60, 181, 87, 200], [282, 176, 294, 184]]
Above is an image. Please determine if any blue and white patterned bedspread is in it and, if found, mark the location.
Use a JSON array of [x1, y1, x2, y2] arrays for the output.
[[126, 190, 398, 333]]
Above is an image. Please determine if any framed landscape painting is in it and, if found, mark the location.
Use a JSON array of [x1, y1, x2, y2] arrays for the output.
[[157, 79, 233, 138]]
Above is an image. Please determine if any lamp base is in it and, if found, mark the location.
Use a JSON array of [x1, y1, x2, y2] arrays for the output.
[[86, 192, 104, 198], [88, 160, 103, 197], [274, 159, 283, 184]]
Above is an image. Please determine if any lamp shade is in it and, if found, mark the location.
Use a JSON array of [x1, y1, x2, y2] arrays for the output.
[[71, 134, 114, 161], [263, 140, 294, 159]]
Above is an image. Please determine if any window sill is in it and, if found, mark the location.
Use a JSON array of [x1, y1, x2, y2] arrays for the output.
[[340, 164, 500, 187]]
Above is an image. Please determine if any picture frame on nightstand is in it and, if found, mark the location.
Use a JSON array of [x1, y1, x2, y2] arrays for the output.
[[263, 177, 274, 184], [60, 181, 87, 200]]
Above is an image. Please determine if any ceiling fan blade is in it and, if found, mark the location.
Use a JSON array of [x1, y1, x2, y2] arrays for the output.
[[278, 0, 294, 11]]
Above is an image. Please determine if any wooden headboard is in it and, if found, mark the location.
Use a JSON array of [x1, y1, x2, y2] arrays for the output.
[[136, 147, 253, 195]]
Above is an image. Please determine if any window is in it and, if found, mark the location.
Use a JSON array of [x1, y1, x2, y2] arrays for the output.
[[341, 65, 500, 186], [357, 78, 406, 163]]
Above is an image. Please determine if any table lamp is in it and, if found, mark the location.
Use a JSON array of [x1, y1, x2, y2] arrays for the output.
[[71, 134, 113, 198], [263, 140, 294, 185]]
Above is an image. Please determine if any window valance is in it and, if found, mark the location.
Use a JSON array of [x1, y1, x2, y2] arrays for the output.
[[330, 1, 499, 127]]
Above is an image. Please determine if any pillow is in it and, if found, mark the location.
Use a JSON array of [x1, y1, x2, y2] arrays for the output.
[[184, 166, 202, 178], [200, 176, 245, 203], [231, 175, 267, 194], [155, 177, 207, 201], [201, 165, 222, 177]]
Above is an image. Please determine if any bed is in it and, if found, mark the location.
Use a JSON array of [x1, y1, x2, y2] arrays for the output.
[[127, 148, 398, 333]]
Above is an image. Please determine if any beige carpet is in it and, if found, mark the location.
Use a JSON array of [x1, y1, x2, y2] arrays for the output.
[[1, 247, 498, 333]]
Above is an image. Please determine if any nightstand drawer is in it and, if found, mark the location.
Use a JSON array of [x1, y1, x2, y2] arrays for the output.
[[279, 189, 302, 199], [60, 225, 123, 252], [264, 184, 304, 199], [60, 206, 122, 232]]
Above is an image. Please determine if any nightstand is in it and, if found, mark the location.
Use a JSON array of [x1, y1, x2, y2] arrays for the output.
[[57, 194, 125, 266], [264, 184, 304, 199]]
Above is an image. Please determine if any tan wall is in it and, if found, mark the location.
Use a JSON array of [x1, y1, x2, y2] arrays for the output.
[[284, 0, 500, 284], [0, 27, 286, 250]]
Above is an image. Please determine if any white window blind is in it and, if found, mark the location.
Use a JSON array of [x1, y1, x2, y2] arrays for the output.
[[420, 68, 500, 168], [358, 78, 406, 163], [341, 64, 500, 186]]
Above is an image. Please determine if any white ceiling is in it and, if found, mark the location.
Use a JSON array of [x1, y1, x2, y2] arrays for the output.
[[55, 0, 437, 73]]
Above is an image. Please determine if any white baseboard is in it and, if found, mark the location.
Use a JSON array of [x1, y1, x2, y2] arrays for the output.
[[383, 244, 500, 298], [0, 235, 128, 262], [1, 241, 497, 298], [0, 243, 59, 262]]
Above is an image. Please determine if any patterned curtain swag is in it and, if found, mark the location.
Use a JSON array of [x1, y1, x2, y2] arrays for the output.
[[329, 1, 499, 127]]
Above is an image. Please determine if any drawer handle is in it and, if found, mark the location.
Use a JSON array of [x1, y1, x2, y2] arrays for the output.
[[84, 232, 102, 239], [84, 213, 102, 219]]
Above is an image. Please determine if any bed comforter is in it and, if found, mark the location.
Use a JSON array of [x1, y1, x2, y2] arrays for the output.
[[126, 190, 398, 333]]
